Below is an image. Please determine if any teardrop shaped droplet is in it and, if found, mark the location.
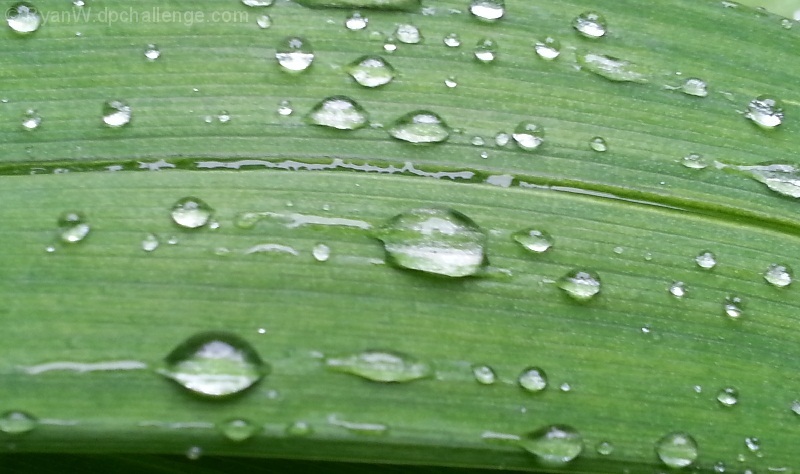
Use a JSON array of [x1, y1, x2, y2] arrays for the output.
[[395, 23, 421, 44], [474, 38, 498, 63], [512, 122, 545, 151], [558, 270, 601, 301], [102, 100, 132, 127], [58, 211, 91, 243], [158, 331, 269, 398], [346, 55, 396, 88], [695, 251, 717, 269], [325, 350, 432, 382], [518, 367, 548, 393], [534, 36, 561, 60], [573, 11, 607, 38], [0, 411, 37, 435], [387, 111, 450, 144], [520, 425, 583, 466], [218, 418, 258, 442], [512, 229, 554, 253], [6, 2, 41, 34], [716, 387, 739, 407], [764, 263, 792, 287], [576, 51, 648, 83], [469, 0, 504, 21], [276, 37, 315, 72], [745, 95, 784, 129], [655, 432, 699, 469], [171, 197, 213, 229], [472, 364, 497, 385], [306, 96, 369, 130], [374, 208, 488, 277]]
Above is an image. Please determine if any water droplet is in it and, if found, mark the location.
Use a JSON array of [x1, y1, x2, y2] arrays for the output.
[[346, 55, 395, 88], [312, 243, 331, 262], [374, 207, 487, 277], [142, 233, 160, 252], [171, 197, 213, 229], [21, 109, 41, 130], [512, 228, 553, 253], [73, 0, 84, 7], [724, 295, 743, 319], [186, 446, 203, 460], [387, 111, 450, 144], [534, 36, 561, 60], [681, 153, 709, 169], [791, 400, 800, 415], [472, 364, 497, 385], [276, 37, 315, 72], [58, 211, 90, 243], [7, 2, 41, 33], [512, 122, 545, 151], [325, 350, 432, 382], [495, 132, 510, 146], [717, 387, 739, 406], [589, 136, 607, 152], [745, 95, 784, 129], [695, 251, 717, 269], [471, 136, 485, 146], [219, 419, 257, 442], [286, 420, 313, 436], [102, 100, 132, 127], [469, 0, 504, 21], [668, 281, 688, 298], [714, 461, 727, 473], [576, 51, 648, 83], [144, 44, 161, 60], [745, 436, 761, 453], [444, 76, 458, 88], [573, 11, 607, 38], [395, 23, 421, 44], [218, 111, 231, 123], [518, 367, 548, 393], [764, 263, 792, 288], [307, 96, 369, 130], [345, 12, 368, 30], [520, 425, 583, 466], [256, 14, 272, 28], [781, 18, 794, 29], [681, 78, 708, 97], [596, 441, 614, 456], [278, 100, 294, 116], [242, 0, 273, 5], [474, 38, 497, 62], [0, 411, 37, 435], [443, 33, 461, 47], [158, 331, 269, 398], [655, 432, 699, 469], [558, 270, 601, 301]]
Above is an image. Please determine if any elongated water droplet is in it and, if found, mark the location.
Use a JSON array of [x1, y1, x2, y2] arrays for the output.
[[589, 137, 607, 152], [102, 100, 132, 127], [307, 96, 369, 130], [276, 37, 315, 72], [681, 78, 708, 97], [695, 251, 717, 269], [395, 23, 421, 44], [312, 243, 331, 262], [744, 436, 761, 454], [717, 387, 739, 407], [472, 364, 497, 385], [0, 411, 37, 435], [346, 55, 395, 88], [534, 36, 560, 59], [7, 2, 41, 33], [144, 44, 161, 60], [764, 263, 792, 287], [325, 350, 432, 382], [345, 12, 368, 30], [171, 197, 213, 229], [158, 331, 269, 398], [655, 432, 699, 468], [513, 229, 553, 253], [242, 0, 273, 5], [682, 153, 709, 169], [518, 367, 548, 393], [745, 95, 784, 129], [443, 33, 461, 47], [669, 281, 686, 298], [558, 270, 601, 301], [293, 0, 420, 10], [520, 425, 583, 465], [387, 111, 450, 144], [374, 207, 487, 277], [512, 121, 545, 151], [474, 38, 497, 62], [58, 211, 90, 243], [22, 109, 41, 130], [577, 51, 648, 83], [724, 295, 743, 318], [219, 419, 257, 442], [142, 233, 160, 252], [573, 11, 606, 38], [469, 0, 504, 21]]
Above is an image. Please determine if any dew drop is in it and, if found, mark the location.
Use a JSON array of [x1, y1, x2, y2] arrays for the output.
[[278, 100, 294, 116], [471, 136, 485, 146], [669, 281, 686, 298], [589, 136, 607, 152], [534, 36, 561, 60], [142, 233, 160, 252], [444, 76, 458, 88], [681, 153, 709, 169], [791, 400, 800, 415], [102, 100, 132, 127], [681, 78, 708, 97], [469, 0, 504, 21], [382, 37, 398, 52], [21, 109, 41, 131], [558, 270, 601, 301], [218, 111, 231, 124], [242, 0, 273, 5], [596, 441, 614, 456], [346, 55, 395, 88], [307, 96, 369, 130], [7, 2, 41, 34], [745, 95, 784, 129], [576, 51, 648, 83], [325, 350, 432, 382], [186, 446, 203, 460], [0, 411, 37, 435], [573, 11, 607, 38], [764, 263, 792, 288], [695, 251, 717, 270], [744, 436, 760, 453], [256, 14, 272, 28], [518, 367, 548, 393], [58, 211, 90, 243], [395, 23, 421, 44], [171, 197, 213, 229], [374, 207, 487, 277], [443, 33, 461, 47], [286, 420, 313, 437], [714, 461, 727, 473], [144, 43, 161, 60], [276, 37, 315, 72], [512, 228, 553, 253], [717, 386, 739, 407], [158, 331, 269, 398], [387, 110, 450, 144], [345, 12, 368, 30], [520, 425, 583, 466], [219, 419, 257, 442], [655, 432, 699, 469], [724, 295, 743, 319], [472, 364, 497, 385], [312, 243, 331, 262], [474, 38, 497, 62], [512, 121, 545, 151], [494, 132, 510, 146]]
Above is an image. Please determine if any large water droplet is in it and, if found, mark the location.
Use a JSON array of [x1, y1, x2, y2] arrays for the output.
[[0, 411, 37, 435], [469, 0, 504, 21], [558, 270, 601, 301], [325, 350, 432, 382], [520, 425, 583, 465], [171, 197, 213, 229], [474, 38, 498, 62], [695, 251, 717, 270], [472, 364, 497, 385], [764, 263, 792, 287], [346, 55, 395, 88], [58, 211, 91, 243], [7, 2, 41, 33], [276, 37, 315, 72], [717, 387, 739, 407], [513, 228, 553, 253], [573, 11, 607, 38], [387, 111, 450, 144], [577, 51, 648, 83], [512, 122, 545, 151], [745, 95, 784, 129], [534, 36, 561, 60], [374, 207, 487, 277], [158, 331, 269, 398], [219, 419, 258, 442], [655, 432, 699, 468], [102, 100, 132, 127], [21, 109, 41, 131], [518, 367, 548, 393], [307, 96, 369, 130], [395, 23, 421, 44], [681, 153, 709, 169]]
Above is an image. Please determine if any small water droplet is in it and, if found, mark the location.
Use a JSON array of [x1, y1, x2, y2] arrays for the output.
[[312, 243, 331, 262], [219, 419, 257, 442], [286, 420, 313, 436], [0, 411, 37, 435], [494, 132, 510, 146], [791, 400, 800, 415], [346, 55, 395, 88], [764, 263, 792, 288], [474, 38, 497, 62], [695, 251, 717, 269], [242, 0, 273, 5], [278, 100, 294, 116], [387, 111, 450, 144], [596, 441, 614, 456], [724, 295, 743, 319], [589, 136, 607, 152], [186, 446, 203, 460], [518, 367, 548, 393], [6, 2, 41, 33], [276, 37, 315, 72], [744, 436, 761, 453], [573, 11, 607, 38], [781, 18, 794, 29], [717, 387, 739, 407], [471, 136, 485, 146], [534, 36, 561, 60], [444, 76, 458, 88], [669, 281, 686, 298], [256, 14, 272, 28], [325, 350, 432, 382], [374, 207, 487, 277], [144, 44, 161, 60], [558, 270, 601, 301], [72, 0, 84, 6], [714, 461, 727, 473], [21, 109, 41, 130], [142, 233, 160, 252], [217, 111, 231, 123], [520, 425, 583, 466], [655, 432, 699, 469], [102, 100, 132, 127], [158, 331, 269, 398], [681, 153, 709, 169], [307, 96, 369, 130], [469, 0, 504, 21], [443, 33, 461, 47], [745, 95, 784, 129], [58, 211, 90, 243], [559, 382, 571, 392], [472, 364, 497, 385], [577, 51, 648, 83], [512, 121, 545, 151], [395, 23, 421, 44], [512, 228, 553, 253], [171, 197, 213, 229], [345, 12, 368, 30], [681, 78, 708, 97]]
